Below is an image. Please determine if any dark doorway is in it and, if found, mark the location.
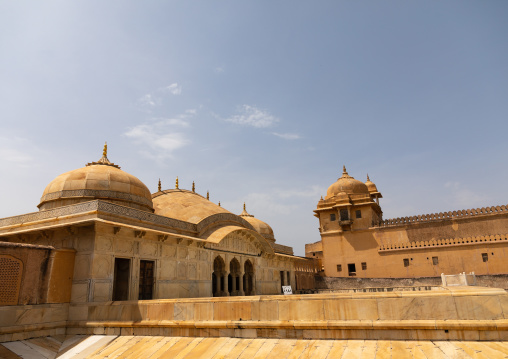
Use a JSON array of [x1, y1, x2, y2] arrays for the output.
[[280, 271, 285, 293], [347, 263, 356, 277], [113, 258, 130, 301], [139, 260, 154, 300]]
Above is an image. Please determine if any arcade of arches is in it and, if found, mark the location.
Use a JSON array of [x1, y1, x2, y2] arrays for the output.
[[212, 256, 255, 297]]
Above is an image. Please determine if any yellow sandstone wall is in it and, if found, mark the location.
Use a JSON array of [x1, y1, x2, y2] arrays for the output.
[[319, 214, 508, 278]]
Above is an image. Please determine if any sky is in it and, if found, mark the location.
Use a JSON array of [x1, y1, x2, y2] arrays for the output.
[[1, 1, 507, 256]]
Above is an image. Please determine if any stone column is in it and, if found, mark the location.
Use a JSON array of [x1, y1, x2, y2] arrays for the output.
[[238, 270, 245, 296], [225, 270, 230, 296]]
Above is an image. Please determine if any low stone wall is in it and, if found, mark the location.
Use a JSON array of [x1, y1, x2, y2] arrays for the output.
[[65, 287, 508, 341], [315, 274, 508, 291], [2, 287, 507, 342], [0, 303, 68, 342]]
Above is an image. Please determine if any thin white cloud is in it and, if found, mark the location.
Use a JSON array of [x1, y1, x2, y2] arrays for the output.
[[243, 193, 299, 216], [223, 105, 280, 128], [240, 185, 325, 216], [137, 94, 159, 107], [124, 110, 195, 160], [214, 67, 224, 74], [136, 83, 182, 111], [271, 132, 301, 140], [164, 83, 182, 95]]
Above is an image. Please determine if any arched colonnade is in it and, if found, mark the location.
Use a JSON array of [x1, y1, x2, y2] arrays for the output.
[[212, 255, 255, 297]]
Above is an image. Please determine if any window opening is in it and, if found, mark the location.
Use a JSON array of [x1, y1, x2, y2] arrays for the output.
[[482, 253, 488, 262], [337, 264, 342, 272], [403, 258, 409, 267], [361, 262, 367, 270], [330, 213, 336, 221], [356, 210, 362, 219], [432, 257, 439, 265], [340, 209, 349, 221]]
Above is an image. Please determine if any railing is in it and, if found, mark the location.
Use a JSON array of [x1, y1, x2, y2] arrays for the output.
[[379, 204, 508, 227]]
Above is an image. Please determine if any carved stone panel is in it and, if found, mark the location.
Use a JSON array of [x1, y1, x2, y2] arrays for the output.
[[96, 237, 113, 252], [163, 245, 176, 258], [140, 242, 158, 257], [178, 247, 188, 260], [115, 239, 134, 254], [177, 262, 187, 279], [208, 234, 261, 256], [92, 254, 112, 279], [0, 255, 22, 305], [188, 263, 197, 280]]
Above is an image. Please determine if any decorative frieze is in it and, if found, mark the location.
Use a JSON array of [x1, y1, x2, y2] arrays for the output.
[[0, 200, 197, 233]]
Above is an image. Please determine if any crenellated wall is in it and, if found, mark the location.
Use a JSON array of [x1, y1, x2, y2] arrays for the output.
[[380, 204, 508, 227]]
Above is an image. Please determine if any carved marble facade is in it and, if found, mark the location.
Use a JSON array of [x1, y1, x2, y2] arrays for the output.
[[0, 149, 319, 305]]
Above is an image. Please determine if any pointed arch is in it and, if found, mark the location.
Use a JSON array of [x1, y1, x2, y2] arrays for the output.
[[212, 255, 226, 297], [243, 259, 254, 296]]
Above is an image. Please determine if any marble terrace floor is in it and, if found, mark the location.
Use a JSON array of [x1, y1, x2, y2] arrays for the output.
[[1, 335, 508, 358]]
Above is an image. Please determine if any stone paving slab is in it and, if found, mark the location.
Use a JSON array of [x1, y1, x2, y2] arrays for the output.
[[1, 335, 508, 358]]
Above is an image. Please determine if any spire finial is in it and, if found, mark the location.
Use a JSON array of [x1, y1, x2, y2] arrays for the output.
[[192, 181, 195, 193], [176, 176, 179, 189], [218, 201, 221, 207], [158, 178, 161, 192], [206, 191, 209, 200], [367, 174, 370, 181], [86, 141, 119, 168], [343, 165, 347, 174], [240, 202, 253, 217]]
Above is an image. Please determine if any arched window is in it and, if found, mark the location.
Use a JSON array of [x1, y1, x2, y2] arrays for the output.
[[212, 256, 226, 297], [229, 258, 241, 296], [243, 260, 254, 296]]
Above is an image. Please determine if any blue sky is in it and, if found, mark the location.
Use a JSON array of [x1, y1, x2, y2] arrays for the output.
[[1, 1, 507, 255]]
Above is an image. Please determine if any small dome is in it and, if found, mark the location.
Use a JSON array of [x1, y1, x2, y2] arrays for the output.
[[239, 204, 275, 240], [39, 145, 154, 212], [325, 166, 369, 199], [153, 189, 231, 223], [365, 174, 379, 193]]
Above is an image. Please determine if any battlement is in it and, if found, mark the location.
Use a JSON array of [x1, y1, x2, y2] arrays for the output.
[[379, 204, 508, 227]]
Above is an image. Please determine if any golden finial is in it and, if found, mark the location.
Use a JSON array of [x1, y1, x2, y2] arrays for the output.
[[218, 201, 221, 207], [86, 141, 119, 168], [158, 178, 161, 192], [320, 196, 323, 200], [206, 191, 209, 200], [343, 165, 347, 174], [366, 174, 370, 181], [240, 202, 252, 217], [176, 176, 179, 189], [192, 181, 195, 193]]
